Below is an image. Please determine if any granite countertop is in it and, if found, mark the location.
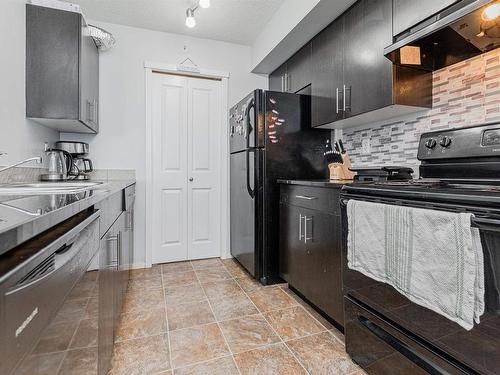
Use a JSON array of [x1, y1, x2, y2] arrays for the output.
[[0, 179, 135, 255], [277, 179, 354, 188]]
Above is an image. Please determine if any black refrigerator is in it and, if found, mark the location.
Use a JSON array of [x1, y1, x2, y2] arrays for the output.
[[230, 89, 330, 285]]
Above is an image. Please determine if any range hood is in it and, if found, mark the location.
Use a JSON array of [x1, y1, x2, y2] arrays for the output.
[[385, 0, 500, 71]]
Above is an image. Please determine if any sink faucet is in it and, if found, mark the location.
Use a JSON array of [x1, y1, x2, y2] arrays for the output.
[[0, 156, 43, 173]]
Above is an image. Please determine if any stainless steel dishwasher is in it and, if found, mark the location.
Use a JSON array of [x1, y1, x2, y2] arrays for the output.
[[0, 209, 100, 375]]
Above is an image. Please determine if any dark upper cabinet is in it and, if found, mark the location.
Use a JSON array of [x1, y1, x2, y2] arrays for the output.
[[269, 43, 312, 94], [311, 19, 344, 127], [26, 4, 99, 134], [287, 43, 312, 93], [311, 0, 431, 128], [343, 0, 392, 117], [392, 0, 458, 36], [269, 63, 287, 92]]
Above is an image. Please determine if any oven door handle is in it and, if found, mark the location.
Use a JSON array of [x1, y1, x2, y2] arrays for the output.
[[359, 316, 449, 375], [471, 217, 500, 232]]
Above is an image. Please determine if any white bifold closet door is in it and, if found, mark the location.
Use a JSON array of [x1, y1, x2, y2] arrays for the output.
[[151, 73, 221, 263]]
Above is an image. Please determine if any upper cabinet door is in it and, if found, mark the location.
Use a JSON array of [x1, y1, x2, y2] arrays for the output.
[[343, 0, 393, 117], [287, 43, 312, 93], [79, 20, 99, 132], [393, 0, 458, 36], [269, 63, 287, 92], [311, 19, 344, 127]]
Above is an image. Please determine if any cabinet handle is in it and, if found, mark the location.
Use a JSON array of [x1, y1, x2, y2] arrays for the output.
[[281, 75, 285, 92], [299, 214, 304, 241], [336, 87, 339, 114], [344, 85, 351, 112], [94, 99, 98, 125], [287, 73, 290, 92], [295, 195, 317, 200], [304, 216, 313, 243]]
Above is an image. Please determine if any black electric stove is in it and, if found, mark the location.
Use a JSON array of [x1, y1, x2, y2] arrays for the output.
[[341, 122, 500, 375]]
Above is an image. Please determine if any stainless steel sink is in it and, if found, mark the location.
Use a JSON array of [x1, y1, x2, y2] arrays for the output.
[[0, 181, 104, 195]]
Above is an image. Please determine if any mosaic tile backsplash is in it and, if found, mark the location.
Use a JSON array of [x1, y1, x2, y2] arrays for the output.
[[342, 48, 500, 172]]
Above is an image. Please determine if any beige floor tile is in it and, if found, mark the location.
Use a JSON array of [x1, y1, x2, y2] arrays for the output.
[[130, 265, 162, 280], [235, 277, 263, 293], [164, 282, 207, 305], [248, 287, 297, 313], [169, 323, 230, 368], [15, 352, 66, 375], [33, 320, 79, 354], [57, 347, 98, 375], [110, 334, 170, 374], [83, 297, 98, 320], [173, 356, 239, 375], [281, 287, 335, 330], [122, 288, 165, 314], [219, 314, 280, 354], [330, 328, 345, 345], [195, 267, 232, 283], [222, 261, 249, 278], [116, 307, 167, 341], [52, 297, 89, 323], [210, 294, 259, 321], [167, 300, 215, 331], [202, 279, 245, 301], [163, 271, 198, 287], [286, 332, 359, 375], [127, 276, 163, 293], [234, 344, 306, 375], [161, 261, 194, 274], [264, 306, 325, 341], [70, 318, 98, 349], [190, 258, 223, 270]]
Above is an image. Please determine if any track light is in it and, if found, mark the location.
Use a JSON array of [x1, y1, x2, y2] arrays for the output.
[[185, 8, 196, 28], [199, 0, 210, 8], [482, 2, 500, 21]]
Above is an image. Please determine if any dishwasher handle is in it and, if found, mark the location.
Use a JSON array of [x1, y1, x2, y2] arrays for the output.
[[5, 210, 100, 295]]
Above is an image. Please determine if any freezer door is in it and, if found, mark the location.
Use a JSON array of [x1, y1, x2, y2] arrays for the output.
[[229, 91, 260, 153], [230, 150, 259, 277]]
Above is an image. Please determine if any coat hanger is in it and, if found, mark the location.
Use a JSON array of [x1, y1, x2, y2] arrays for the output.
[[177, 57, 200, 73]]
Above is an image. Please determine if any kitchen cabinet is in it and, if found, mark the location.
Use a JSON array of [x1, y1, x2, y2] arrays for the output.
[[311, 19, 344, 126], [97, 186, 135, 375], [26, 4, 99, 134], [393, 0, 458, 36], [279, 184, 344, 327], [269, 43, 312, 93], [286, 43, 312, 93], [311, 0, 431, 128], [343, 0, 392, 117], [269, 63, 287, 92]]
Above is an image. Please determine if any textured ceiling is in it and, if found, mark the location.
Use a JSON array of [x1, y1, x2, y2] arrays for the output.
[[64, 0, 285, 45]]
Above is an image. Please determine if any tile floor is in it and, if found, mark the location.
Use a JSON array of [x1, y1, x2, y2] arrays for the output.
[[14, 257, 367, 375], [109, 258, 367, 375]]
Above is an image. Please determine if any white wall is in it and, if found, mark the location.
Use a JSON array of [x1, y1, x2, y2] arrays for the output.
[[61, 21, 268, 266], [0, 0, 59, 165]]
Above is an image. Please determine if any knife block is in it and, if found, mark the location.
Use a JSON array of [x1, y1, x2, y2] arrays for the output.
[[341, 153, 357, 180], [329, 163, 346, 180]]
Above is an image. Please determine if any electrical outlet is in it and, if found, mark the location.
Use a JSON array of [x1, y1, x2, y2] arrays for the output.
[[362, 138, 371, 154]]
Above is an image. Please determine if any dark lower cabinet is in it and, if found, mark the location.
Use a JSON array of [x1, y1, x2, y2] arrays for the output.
[[279, 184, 344, 327]]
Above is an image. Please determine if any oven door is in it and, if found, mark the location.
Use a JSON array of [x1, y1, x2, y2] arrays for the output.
[[341, 195, 500, 375]]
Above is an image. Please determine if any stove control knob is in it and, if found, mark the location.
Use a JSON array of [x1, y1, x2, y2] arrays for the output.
[[439, 136, 452, 148], [425, 138, 437, 149]]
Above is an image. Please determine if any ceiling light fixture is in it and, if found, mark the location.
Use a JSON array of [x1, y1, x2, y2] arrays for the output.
[[185, 0, 210, 28], [482, 2, 500, 21], [185, 8, 196, 28], [199, 0, 210, 9]]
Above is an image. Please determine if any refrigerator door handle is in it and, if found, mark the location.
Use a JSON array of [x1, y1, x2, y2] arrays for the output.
[[245, 149, 255, 199], [244, 98, 255, 147]]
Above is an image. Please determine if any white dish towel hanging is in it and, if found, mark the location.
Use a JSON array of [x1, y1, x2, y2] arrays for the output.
[[347, 200, 484, 330]]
